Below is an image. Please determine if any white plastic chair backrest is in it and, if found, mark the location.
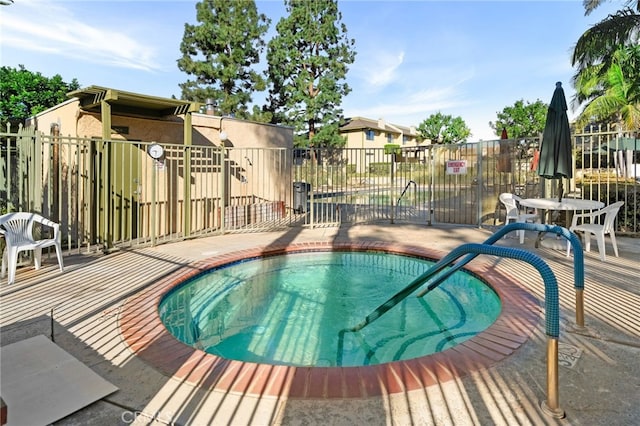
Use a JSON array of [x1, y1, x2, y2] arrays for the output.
[[499, 193, 520, 220], [600, 201, 624, 232], [0, 212, 55, 245]]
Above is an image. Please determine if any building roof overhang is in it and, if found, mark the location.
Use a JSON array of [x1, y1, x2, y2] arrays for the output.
[[340, 117, 388, 133], [340, 116, 416, 136], [67, 86, 199, 118]]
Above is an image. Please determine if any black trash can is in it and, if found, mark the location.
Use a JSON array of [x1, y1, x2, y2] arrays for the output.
[[293, 181, 311, 213]]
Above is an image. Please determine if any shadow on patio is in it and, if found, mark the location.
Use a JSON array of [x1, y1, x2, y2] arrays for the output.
[[1, 223, 639, 425]]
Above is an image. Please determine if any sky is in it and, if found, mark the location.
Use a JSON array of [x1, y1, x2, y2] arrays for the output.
[[0, 0, 623, 141]]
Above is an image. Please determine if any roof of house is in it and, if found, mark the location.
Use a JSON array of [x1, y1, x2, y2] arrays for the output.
[[340, 116, 416, 136], [67, 86, 199, 117]]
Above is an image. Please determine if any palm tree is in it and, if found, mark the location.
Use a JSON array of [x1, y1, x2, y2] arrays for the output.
[[572, 1, 640, 131], [574, 46, 640, 129], [573, 1, 640, 71]]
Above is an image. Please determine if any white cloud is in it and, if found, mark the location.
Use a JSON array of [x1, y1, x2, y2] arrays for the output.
[[2, 0, 160, 72], [344, 83, 471, 127], [356, 50, 405, 88]]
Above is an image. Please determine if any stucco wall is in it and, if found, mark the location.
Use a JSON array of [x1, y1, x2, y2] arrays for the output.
[[29, 100, 294, 150], [28, 99, 81, 136], [25, 98, 294, 240], [192, 114, 293, 149]]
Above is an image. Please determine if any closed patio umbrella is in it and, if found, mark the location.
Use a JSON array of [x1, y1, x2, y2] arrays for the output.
[[538, 82, 572, 201], [497, 128, 512, 173]]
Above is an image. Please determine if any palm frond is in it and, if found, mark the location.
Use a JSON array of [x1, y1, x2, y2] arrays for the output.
[[583, 0, 605, 16], [606, 63, 627, 98], [572, 9, 640, 68], [571, 62, 605, 107], [620, 103, 640, 130], [576, 59, 640, 131], [584, 0, 640, 15]]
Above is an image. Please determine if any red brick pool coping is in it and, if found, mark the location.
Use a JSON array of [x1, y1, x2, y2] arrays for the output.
[[119, 241, 540, 399]]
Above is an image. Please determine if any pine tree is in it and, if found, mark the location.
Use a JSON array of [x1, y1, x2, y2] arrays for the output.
[[266, 0, 355, 147], [177, 0, 269, 119]]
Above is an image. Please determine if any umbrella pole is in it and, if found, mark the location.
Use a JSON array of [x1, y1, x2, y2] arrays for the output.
[[558, 180, 563, 202]]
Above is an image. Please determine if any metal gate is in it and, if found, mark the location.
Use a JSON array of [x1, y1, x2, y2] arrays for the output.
[[291, 146, 433, 226], [2, 126, 637, 254]]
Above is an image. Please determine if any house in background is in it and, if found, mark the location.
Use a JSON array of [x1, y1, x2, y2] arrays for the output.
[[339, 117, 421, 149], [339, 116, 423, 172]]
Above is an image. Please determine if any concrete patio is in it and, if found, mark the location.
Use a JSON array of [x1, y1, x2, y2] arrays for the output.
[[1, 223, 639, 425]]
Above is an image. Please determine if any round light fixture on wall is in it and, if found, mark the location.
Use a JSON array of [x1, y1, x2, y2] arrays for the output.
[[219, 131, 229, 142], [147, 143, 164, 160]]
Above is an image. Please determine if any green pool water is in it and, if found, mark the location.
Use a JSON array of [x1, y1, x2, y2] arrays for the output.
[[159, 251, 501, 367]]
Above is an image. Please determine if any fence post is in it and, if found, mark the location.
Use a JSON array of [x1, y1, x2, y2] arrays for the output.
[[476, 141, 483, 228], [151, 160, 157, 246], [100, 100, 112, 250], [1, 126, 10, 212], [219, 143, 226, 234], [36, 131, 45, 215], [183, 112, 192, 237]]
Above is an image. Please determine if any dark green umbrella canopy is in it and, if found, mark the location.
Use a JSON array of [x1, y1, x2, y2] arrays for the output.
[[538, 82, 573, 200]]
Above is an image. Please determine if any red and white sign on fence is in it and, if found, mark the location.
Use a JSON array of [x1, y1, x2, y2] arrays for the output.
[[446, 160, 467, 175]]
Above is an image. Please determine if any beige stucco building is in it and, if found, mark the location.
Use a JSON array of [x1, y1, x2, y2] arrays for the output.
[[27, 86, 293, 150], [21, 86, 294, 244], [338, 116, 425, 172], [339, 117, 421, 150]]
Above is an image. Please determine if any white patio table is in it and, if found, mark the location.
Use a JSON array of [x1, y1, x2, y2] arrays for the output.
[[518, 197, 605, 248]]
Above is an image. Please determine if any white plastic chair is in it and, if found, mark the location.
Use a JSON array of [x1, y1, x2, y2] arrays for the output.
[[566, 201, 624, 262], [499, 193, 540, 244], [0, 212, 64, 284]]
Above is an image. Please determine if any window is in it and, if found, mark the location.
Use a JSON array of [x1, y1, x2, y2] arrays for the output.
[[387, 133, 393, 143], [365, 129, 375, 140]]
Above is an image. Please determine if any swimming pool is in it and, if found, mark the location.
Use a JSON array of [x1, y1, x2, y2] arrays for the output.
[[159, 251, 501, 367], [120, 241, 539, 398]]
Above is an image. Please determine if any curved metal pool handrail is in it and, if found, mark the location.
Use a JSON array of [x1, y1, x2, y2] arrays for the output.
[[448, 243, 559, 337], [490, 222, 583, 289], [397, 179, 416, 205], [417, 223, 583, 298], [347, 223, 579, 334], [347, 241, 560, 338], [345, 242, 565, 417]]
